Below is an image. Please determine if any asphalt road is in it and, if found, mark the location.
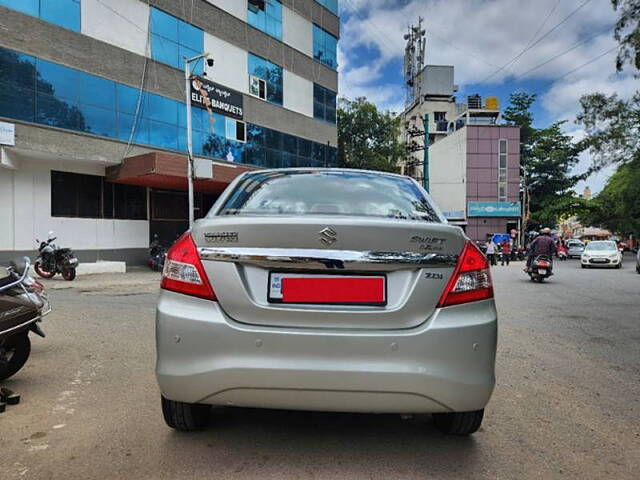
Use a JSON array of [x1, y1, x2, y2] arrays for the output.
[[1, 258, 639, 479]]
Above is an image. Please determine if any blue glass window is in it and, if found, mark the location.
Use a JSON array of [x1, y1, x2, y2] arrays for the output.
[[150, 7, 204, 74], [315, 0, 338, 15], [313, 25, 338, 69], [0, 46, 334, 171], [0, 0, 80, 31], [313, 83, 336, 124], [248, 53, 283, 105], [247, 0, 282, 40]]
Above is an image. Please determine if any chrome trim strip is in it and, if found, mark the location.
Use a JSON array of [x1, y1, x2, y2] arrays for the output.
[[198, 247, 458, 270]]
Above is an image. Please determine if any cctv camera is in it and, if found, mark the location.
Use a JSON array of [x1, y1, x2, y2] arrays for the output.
[[206, 58, 214, 67]]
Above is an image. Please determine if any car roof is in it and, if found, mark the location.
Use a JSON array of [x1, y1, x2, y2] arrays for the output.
[[244, 167, 411, 181]]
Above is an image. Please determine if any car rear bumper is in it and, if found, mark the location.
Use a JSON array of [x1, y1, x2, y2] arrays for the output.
[[581, 257, 619, 266], [156, 291, 497, 414]]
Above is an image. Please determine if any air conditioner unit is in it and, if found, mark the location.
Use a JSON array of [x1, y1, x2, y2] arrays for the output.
[[249, 75, 267, 100], [248, 0, 266, 14]]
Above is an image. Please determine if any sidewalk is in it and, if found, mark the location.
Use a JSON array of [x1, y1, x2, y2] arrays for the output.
[[38, 266, 161, 295]]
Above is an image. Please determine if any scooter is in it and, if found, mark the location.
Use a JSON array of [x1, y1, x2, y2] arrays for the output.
[[0, 258, 51, 381], [557, 250, 568, 261], [526, 255, 554, 283], [34, 232, 79, 281]]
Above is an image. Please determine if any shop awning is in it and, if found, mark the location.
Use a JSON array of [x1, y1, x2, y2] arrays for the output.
[[105, 152, 253, 194]]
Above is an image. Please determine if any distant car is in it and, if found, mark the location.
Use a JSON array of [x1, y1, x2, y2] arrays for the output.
[[566, 240, 585, 258], [581, 241, 623, 269]]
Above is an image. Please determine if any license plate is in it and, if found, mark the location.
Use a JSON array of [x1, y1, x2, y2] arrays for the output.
[[592, 258, 606, 263], [538, 269, 547, 275], [268, 273, 386, 306]]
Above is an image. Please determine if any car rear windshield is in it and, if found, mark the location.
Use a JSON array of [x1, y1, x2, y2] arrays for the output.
[[585, 242, 616, 251], [213, 171, 442, 223]]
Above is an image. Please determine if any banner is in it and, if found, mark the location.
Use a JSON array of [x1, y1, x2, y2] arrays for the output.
[[468, 201, 521, 217], [190, 76, 243, 120]]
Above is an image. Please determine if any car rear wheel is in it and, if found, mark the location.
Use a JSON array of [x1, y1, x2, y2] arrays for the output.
[[433, 409, 484, 435], [161, 396, 211, 431]]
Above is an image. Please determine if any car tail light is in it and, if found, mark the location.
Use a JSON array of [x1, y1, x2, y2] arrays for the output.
[[160, 233, 217, 300], [437, 241, 493, 308]]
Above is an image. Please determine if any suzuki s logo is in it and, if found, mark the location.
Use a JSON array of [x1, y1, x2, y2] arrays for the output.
[[318, 227, 337, 246]]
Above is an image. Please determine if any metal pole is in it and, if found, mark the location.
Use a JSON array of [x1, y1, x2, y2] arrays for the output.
[[422, 113, 429, 192], [185, 59, 194, 229]]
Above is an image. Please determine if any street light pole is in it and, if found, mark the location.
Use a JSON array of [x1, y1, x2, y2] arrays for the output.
[[422, 113, 429, 192], [184, 52, 211, 229]]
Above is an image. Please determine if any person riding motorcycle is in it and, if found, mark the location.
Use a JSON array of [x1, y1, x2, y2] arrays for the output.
[[526, 228, 557, 271]]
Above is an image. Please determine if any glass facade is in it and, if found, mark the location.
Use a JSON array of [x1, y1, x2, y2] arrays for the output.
[[315, 0, 338, 15], [248, 53, 283, 106], [247, 0, 282, 40], [150, 7, 204, 74], [0, 47, 337, 169], [0, 0, 80, 31], [313, 25, 338, 69], [313, 83, 336, 124]]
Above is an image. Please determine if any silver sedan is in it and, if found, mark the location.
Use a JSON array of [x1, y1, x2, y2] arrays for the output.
[[156, 169, 497, 435]]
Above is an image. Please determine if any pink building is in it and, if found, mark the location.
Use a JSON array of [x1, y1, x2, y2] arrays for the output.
[[428, 124, 521, 242]]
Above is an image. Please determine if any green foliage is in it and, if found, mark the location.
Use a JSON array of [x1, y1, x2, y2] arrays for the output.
[[503, 93, 585, 227], [578, 159, 640, 236], [612, 0, 640, 73], [337, 97, 404, 173], [576, 91, 640, 167]]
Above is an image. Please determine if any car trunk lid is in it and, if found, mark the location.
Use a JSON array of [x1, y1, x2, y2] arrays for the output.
[[192, 216, 466, 330]]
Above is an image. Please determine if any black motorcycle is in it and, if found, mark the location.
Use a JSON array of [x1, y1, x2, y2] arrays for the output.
[[0, 258, 50, 381], [526, 255, 553, 283], [34, 232, 79, 281], [148, 235, 167, 272]]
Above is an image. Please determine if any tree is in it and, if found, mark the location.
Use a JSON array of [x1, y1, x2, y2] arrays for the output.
[[576, 92, 640, 168], [337, 97, 405, 173], [502, 93, 585, 228], [612, 0, 640, 74], [578, 158, 640, 236]]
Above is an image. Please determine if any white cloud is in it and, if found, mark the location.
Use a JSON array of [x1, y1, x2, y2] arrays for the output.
[[337, 0, 636, 192]]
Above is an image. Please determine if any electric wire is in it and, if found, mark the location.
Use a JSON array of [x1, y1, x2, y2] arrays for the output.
[[479, 0, 593, 84], [512, 24, 615, 81]]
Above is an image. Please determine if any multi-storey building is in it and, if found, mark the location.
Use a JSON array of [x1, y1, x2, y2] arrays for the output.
[[401, 64, 521, 242], [0, 0, 339, 264]]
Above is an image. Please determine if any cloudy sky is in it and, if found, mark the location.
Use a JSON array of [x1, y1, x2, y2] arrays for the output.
[[337, 0, 637, 193]]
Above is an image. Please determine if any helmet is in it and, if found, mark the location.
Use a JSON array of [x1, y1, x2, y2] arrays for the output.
[[541, 227, 551, 235]]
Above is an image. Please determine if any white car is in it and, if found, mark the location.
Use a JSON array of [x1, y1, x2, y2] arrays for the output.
[[581, 241, 623, 269]]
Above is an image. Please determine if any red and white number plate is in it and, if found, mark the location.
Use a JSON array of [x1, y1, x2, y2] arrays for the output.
[[268, 273, 386, 306]]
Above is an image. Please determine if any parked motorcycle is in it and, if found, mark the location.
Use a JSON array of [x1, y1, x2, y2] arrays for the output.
[[516, 247, 527, 261], [0, 258, 51, 381], [148, 235, 167, 272], [34, 232, 79, 281], [527, 255, 554, 283]]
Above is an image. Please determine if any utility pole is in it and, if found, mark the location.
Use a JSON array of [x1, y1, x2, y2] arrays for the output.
[[184, 52, 211, 229], [422, 113, 429, 192]]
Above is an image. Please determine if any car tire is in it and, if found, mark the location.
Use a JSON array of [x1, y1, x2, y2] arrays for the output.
[[636, 265, 640, 274], [161, 396, 211, 431], [433, 409, 484, 435], [581, 264, 586, 269], [0, 333, 31, 381]]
